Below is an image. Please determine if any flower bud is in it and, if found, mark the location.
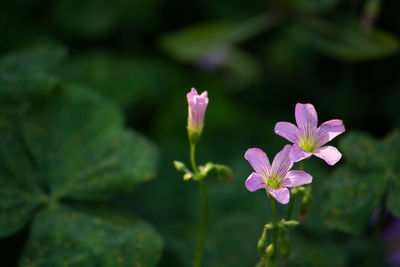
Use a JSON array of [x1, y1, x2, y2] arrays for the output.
[[266, 244, 274, 259], [187, 88, 208, 144], [173, 160, 189, 173], [183, 172, 193, 181]]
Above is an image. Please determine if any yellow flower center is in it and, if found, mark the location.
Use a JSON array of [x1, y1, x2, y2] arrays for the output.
[[267, 175, 283, 189], [299, 136, 317, 152]]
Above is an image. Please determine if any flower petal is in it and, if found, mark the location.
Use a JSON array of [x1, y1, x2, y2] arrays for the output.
[[187, 88, 198, 101], [268, 187, 290, 204], [313, 146, 342, 165], [244, 148, 271, 176], [289, 143, 312, 162], [274, 122, 299, 143], [282, 170, 312, 187], [245, 172, 267, 192], [271, 145, 294, 177], [316, 119, 345, 146], [295, 103, 318, 133], [200, 90, 208, 98]]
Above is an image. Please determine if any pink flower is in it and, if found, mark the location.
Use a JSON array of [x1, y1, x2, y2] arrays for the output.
[[274, 103, 345, 166], [244, 145, 312, 204], [187, 88, 208, 137]]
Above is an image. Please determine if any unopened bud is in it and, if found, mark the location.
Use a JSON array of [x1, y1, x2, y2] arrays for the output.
[[173, 161, 188, 172], [266, 244, 274, 259], [187, 88, 208, 145], [183, 172, 193, 181]]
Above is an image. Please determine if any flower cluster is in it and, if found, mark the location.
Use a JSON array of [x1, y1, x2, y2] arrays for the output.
[[245, 103, 345, 204]]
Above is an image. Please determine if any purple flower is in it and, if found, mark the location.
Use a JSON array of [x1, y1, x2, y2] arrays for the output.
[[244, 145, 312, 204], [187, 88, 209, 135], [274, 103, 345, 165]]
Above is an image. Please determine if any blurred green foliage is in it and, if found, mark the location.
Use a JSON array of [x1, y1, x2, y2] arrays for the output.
[[0, 48, 162, 266], [1, 0, 400, 266], [323, 131, 400, 234]]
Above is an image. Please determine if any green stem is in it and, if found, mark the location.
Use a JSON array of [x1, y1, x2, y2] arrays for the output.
[[190, 143, 199, 174], [285, 160, 305, 220], [194, 179, 208, 267], [269, 195, 278, 267], [190, 143, 208, 267]]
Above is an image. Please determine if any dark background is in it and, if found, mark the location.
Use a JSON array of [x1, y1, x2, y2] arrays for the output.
[[1, 0, 400, 266]]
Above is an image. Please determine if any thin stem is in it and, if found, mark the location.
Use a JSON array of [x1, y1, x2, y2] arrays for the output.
[[285, 160, 305, 220], [194, 179, 208, 267], [190, 143, 199, 174], [190, 143, 208, 267], [269, 195, 278, 267]]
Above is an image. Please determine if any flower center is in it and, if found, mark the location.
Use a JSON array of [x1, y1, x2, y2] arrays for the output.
[[266, 175, 283, 189], [298, 136, 317, 152]]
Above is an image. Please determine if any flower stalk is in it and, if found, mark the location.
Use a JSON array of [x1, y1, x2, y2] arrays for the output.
[[174, 88, 233, 267], [269, 194, 278, 267]]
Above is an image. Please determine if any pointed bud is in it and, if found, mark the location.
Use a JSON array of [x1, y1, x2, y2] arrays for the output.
[[282, 220, 299, 227], [173, 161, 189, 173], [183, 172, 193, 181], [257, 226, 268, 256], [266, 244, 274, 259], [187, 88, 208, 144]]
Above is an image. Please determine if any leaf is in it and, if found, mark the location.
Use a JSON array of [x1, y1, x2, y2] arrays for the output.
[[0, 118, 44, 238], [51, 0, 161, 38], [302, 18, 399, 61], [23, 84, 157, 200], [322, 168, 386, 234], [0, 46, 66, 74], [20, 204, 163, 267], [339, 131, 385, 171], [0, 48, 162, 265], [0, 178, 42, 239], [62, 53, 179, 107], [0, 46, 66, 108], [161, 13, 280, 62], [59, 130, 158, 200]]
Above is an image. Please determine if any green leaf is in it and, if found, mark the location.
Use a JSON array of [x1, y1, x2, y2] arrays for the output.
[[62, 53, 177, 107], [0, 48, 162, 265], [0, 46, 65, 108], [161, 13, 280, 62], [0, 46, 66, 73], [20, 204, 163, 267], [0, 118, 44, 238], [0, 178, 43, 238], [23, 84, 157, 200], [302, 18, 399, 61], [58, 130, 158, 200], [339, 131, 385, 171], [322, 168, 386, 234]]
